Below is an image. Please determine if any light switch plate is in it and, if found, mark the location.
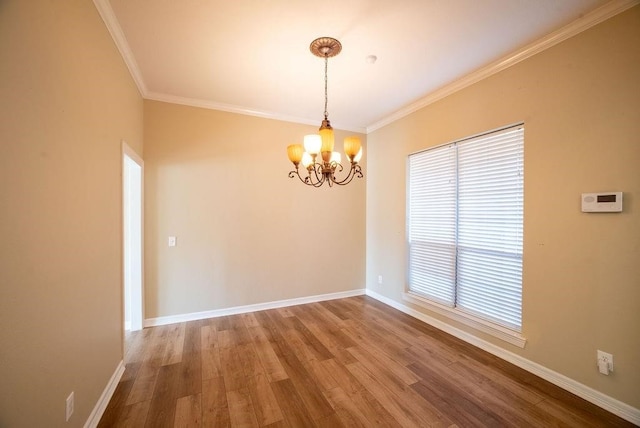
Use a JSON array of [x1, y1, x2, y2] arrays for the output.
[[597, 350, 613, 374]]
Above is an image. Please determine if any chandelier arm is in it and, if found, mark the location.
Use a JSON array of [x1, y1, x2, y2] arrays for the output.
[[293, 163, 325, 187], [289, 168, 312, 185], [331, 167, 353, 185], [331, 164, 363, 186], [334, 168, 357, 186], [308, 172, 325, 187], [311, 162, 324, 182]]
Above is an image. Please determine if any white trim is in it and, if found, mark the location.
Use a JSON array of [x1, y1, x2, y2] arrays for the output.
[[122, 141, 145, 332], [122, 140, 143, 166], [145, 92, 367, 134], [92, 0, 147, 96], [366, 0, 640, 133], [403, 292, 526, 348], [144, 289, 366, 327], [365, 289, 640, 425], [84, 361, 125, 428]]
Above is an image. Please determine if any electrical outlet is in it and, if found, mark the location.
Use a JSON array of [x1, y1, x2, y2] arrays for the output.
[[65, 391, 74, 421], [168, 236, 177, 247], [597, 350, 613, 375], [378, 275, 383, 284]]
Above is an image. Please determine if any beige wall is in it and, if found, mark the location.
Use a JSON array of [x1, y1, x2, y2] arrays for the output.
[[144, 101, 366, 319], [0, 1, 143, 426], [367, 6, 640, 408], [1, 0, 635, 423]]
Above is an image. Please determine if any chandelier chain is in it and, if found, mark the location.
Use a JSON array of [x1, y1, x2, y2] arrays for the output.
[[324, 55, 329, 119]]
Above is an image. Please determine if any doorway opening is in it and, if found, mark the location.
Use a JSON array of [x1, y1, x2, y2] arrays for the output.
[[123, 142, 143, 332]]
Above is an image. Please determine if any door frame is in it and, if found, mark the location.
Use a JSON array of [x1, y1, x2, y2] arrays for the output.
[[122, 141, 144, 331]]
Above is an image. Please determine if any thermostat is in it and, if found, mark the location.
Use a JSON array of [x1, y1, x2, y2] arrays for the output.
[[581, 192, 623, 213]]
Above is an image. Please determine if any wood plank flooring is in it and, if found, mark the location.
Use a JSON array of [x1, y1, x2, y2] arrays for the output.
[[99, 296, 633, 427]]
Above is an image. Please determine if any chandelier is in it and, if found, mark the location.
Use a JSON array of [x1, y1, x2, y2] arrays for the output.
[[287, 37, 363, 187]]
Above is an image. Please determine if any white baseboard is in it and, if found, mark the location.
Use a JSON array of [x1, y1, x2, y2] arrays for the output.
[[84, 360, 125, 428], [144, 288, 366, 327], [365, 289, 640, 425]]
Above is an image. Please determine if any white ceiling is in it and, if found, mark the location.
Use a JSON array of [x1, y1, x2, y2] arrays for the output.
[[98, 0, 631, 133]]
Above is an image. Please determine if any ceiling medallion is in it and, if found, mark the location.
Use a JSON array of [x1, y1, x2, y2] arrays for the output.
[[287, 37, 363, 188]]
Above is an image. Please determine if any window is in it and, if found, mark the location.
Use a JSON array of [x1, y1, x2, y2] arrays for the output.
[[407, 124, 524, 344]]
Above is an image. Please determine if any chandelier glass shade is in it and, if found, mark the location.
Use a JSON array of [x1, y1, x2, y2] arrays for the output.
[[287, 37, 363, 187]]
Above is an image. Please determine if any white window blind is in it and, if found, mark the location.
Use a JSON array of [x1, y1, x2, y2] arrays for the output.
[[408, 125, 524, 331]]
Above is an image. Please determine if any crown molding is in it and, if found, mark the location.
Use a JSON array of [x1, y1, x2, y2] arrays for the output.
[[94, 0, 637, 135], [92, 0, 366, 133], [366, 0, 640, 133], [145, 92, 367, 134], [93, 0, 147, 96]]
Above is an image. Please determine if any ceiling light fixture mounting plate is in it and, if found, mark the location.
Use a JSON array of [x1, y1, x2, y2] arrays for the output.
[[310, 37, 342, 58]]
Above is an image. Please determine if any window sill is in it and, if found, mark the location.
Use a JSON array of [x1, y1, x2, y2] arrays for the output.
[[402, 292, 527, 348]]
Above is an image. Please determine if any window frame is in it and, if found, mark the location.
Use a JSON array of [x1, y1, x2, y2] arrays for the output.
[[404, 124, 526, 348]]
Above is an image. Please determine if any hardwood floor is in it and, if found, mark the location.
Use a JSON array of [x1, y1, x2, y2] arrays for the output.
[[99, 296, 632, 427]]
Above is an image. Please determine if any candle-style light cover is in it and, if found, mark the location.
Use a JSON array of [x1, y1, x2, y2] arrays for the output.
[[303, 134, 321, 155], [344, 136, 362, 161], [287, 144, 304, 165]]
